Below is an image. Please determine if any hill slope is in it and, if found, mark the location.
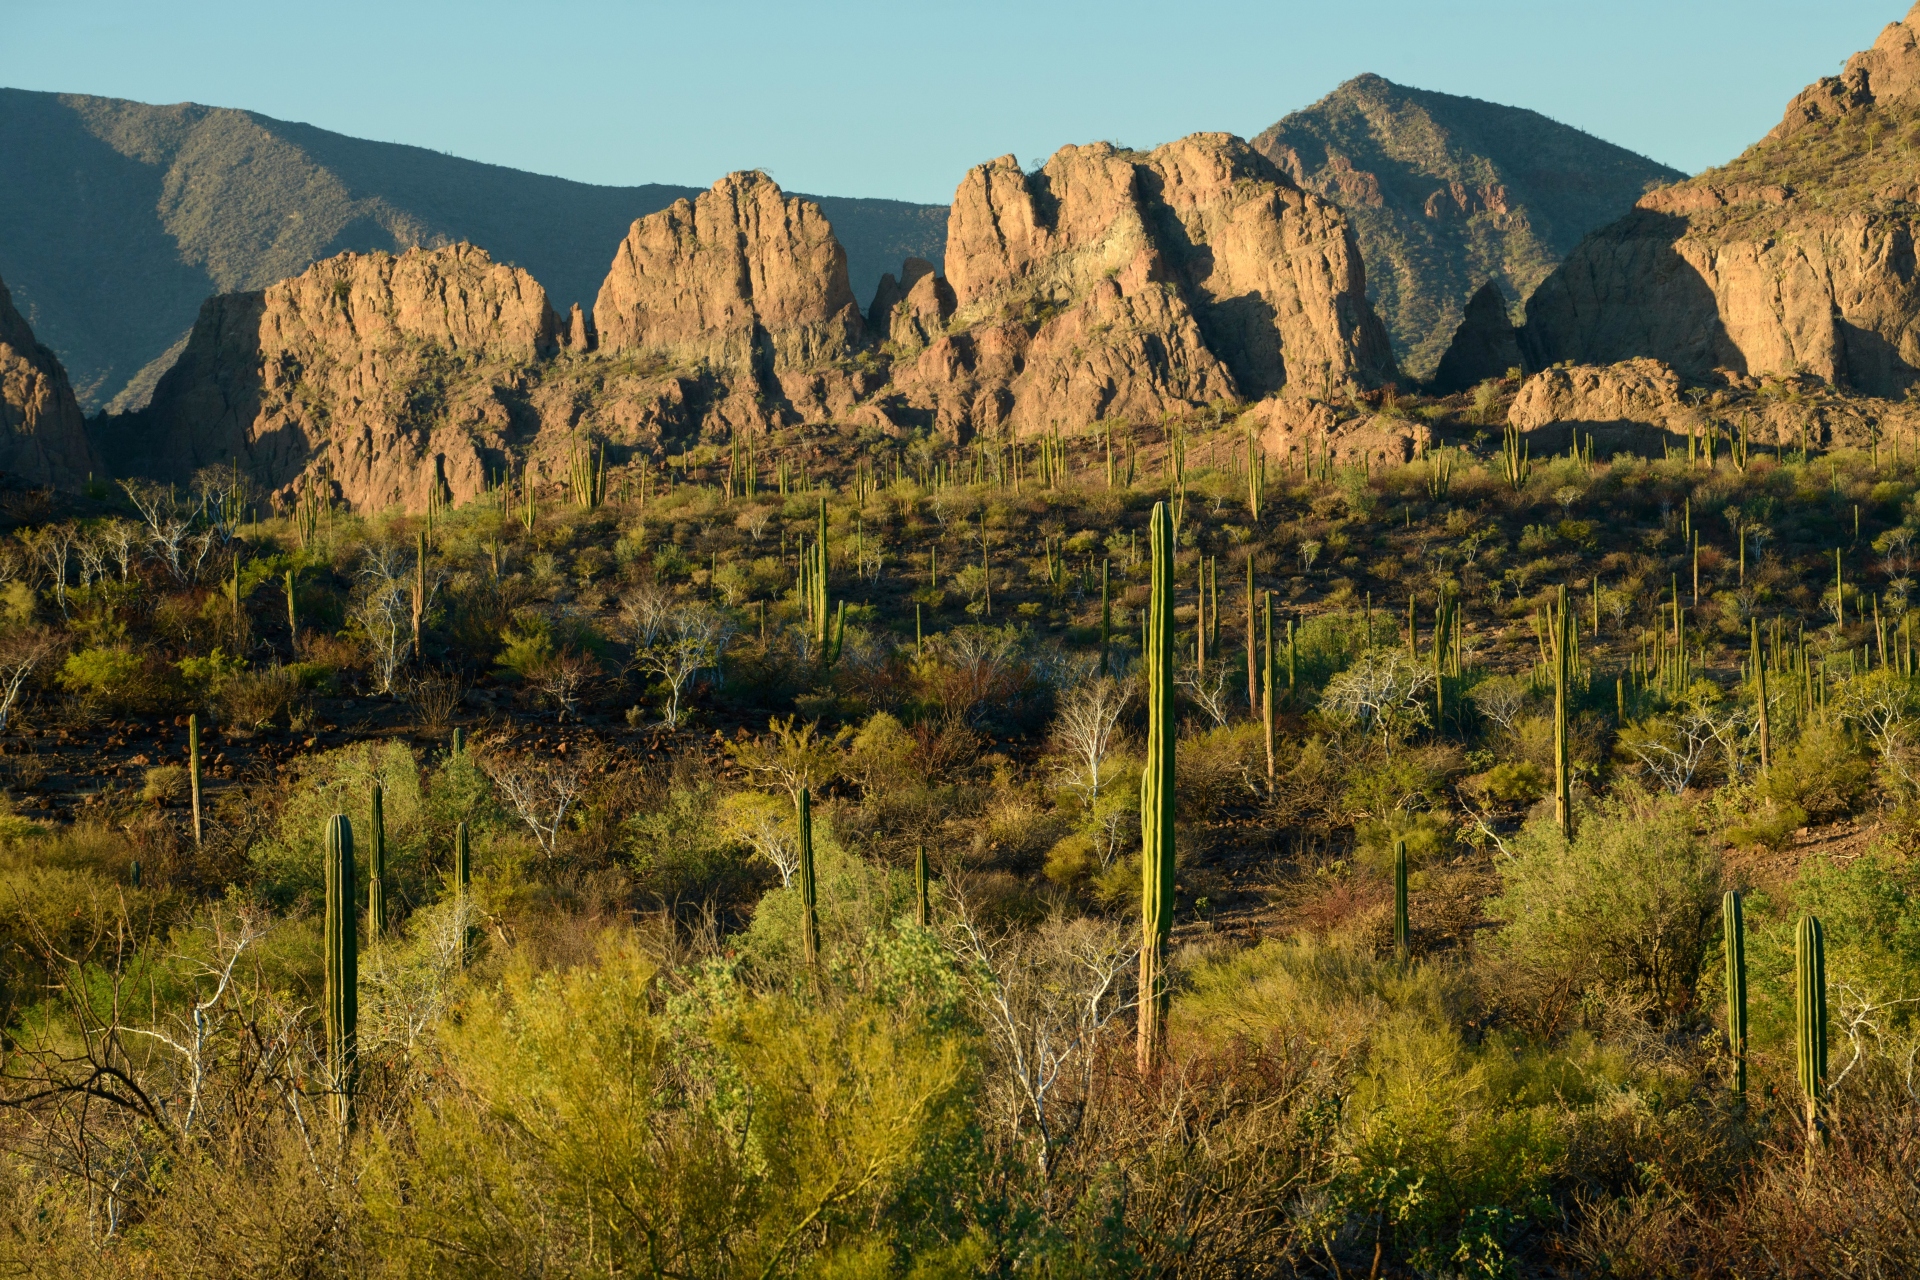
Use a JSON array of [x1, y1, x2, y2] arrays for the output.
[[0, 89, 949, 413], [1253, 75, 1683, 381]]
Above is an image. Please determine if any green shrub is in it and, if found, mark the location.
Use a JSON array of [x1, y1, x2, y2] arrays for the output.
[[251, 741, 429, 908], [1483, 759, 1547, 805], [57, 645, 166, 711], [1761, 718, 1871, 819], [1493, 793, 1722, 1015]]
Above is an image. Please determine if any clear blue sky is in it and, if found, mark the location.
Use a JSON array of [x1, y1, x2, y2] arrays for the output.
[[3, 0, 1904, 204]]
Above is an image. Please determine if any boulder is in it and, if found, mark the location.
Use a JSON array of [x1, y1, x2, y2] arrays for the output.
[[1506, 358, 1694, 452], [1250, 395, 1427, 471], [0, 273, 97, 488]]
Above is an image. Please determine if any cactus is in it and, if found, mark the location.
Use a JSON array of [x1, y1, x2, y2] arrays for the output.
[[1752, 617, 1771, 772], [1548, 585, 1573, 838], [1099, 559, 1111, 678], [454, 819, 472, 967], [451, 726, 465, 756], [188, 712, 203, 847], [1138, 500, 1176, 1074], [286, 567, 298, 645], [798, 788, 821, 971], [368, 782, 387, 938], [412, 530, 427, 658], [916, 842, 931, 929], [1797, 914, 1828, 1148], [1725, 890, 1748, 1096], [129, 859, 141, 889], [323, 814, 357, 1130], [1262, 591, 1275, 789], [813, 499, 831, 647], [1393, 838, 1410, 965]]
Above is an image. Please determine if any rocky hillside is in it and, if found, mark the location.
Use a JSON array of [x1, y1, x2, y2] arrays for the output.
[[1253, 75, 1682, 383], [0, 273, 96, 488], [108, 136, 1399, 510], [0, 89, 948, 414], [1517, 3, 1920, 395]]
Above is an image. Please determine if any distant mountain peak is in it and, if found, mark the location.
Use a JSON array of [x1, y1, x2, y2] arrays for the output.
[[1253, 79, 1683, 380]]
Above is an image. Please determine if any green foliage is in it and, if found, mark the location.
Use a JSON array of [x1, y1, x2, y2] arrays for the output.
[[56, 645, 166, 710], [251, 741, 428, 908], [623, 781, 756, 906], [738, 822, 915, 979], [1761, 719, 1872, 819], [1494, 793, 1722, 1014]]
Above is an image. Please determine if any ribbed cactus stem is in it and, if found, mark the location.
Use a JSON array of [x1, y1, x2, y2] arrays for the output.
[[129, 859, 141, 888], [286, 567, 297, 645], [188, 713, 203, 847], [1099, 559, 1111, 678], [915, 842, 930, 929], [1797, 914, 1828, 1149], [454, 819, 471, 967], [798, 788, 820, 971], [1551, 584, 1572, 838], [1262, 591, 1275, 789], [1137, 500, 1176, 1074], [451, 726, 465, 756], [1752, 617, 1771, 772], [1724, 890, 1748, 1096], [368, 782, 387, 938], [324, 814, 357, 1130], [1393, 838, 1410, 965]]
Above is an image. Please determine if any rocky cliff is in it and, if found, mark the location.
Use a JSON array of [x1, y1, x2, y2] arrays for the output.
[[894, 134, 1396, 438], [108, 244, 572, 510], [1253, 75, 1682, 380], [1517, 3, 1920, 396], [0, 88, 948, 414], [105, 147, 1401, 511], [0, 273, 97, 488]]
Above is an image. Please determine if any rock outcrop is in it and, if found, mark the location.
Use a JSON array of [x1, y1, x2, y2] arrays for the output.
[[1251, 395, 1428, 471], [1429, 282, 1523, 394], [594, 172, 863, 376], [113, 245, 567, 509], [896, 134, 1396, 439], [0, 273, 97, 487], [1504, 358, 1696, 452], [1519, 4, 1920, 397]]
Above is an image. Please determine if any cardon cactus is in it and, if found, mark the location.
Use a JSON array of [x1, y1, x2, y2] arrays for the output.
[[454, 819, 472, 966], [1137, 500, 1176, 1074], [1725, 890, 1748, 1096], [188, 713, 203, 847], [368, 782, 387, 937], [324, 814, 357, 1130], [916, 842, 931, 929], [1797, 914, 1828, 1148], [1393, 838, 1410, 965], [799, 788, 820, 970]]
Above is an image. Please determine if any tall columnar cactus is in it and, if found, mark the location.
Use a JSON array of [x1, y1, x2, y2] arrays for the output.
[[368, 782, 387, 938], [1262, 591, 1275, 789], [286, 567, 298, 645], [1393, 838, 1410, 966], [798, 788, 821, 972], [188, 713, 203, 847], [1099, 560, 1111, 678], [1549, 585, 1573, 838], [1138, 500, 1176, 1074], [451, 726, 465, 757], [324, 814, 357, 1130], [813, 499, 831, 647], [454, 819, 472, 967], [1724, 890, 1748, 1097], [1797, 914, 1828, 1148], [1752, 617, 1771, 772], [1245, 555, 1258, 713], [915, 843, 931, 929]]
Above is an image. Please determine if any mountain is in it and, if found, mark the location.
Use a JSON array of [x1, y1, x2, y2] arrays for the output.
[[0, 88, 949, 415], [1252, 74, 1684, 383], [1514, 3, 1920, 395], [0, 271, 96, 487], [112, 139, 1398, 509]]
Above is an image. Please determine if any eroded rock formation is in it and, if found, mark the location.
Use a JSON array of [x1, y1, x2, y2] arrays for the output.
[[1517, 4, 1920, 397], [894, 135, 1394, 439], [0, 274, 98, 487]]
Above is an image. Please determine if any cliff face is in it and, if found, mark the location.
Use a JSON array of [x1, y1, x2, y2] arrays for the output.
[[1253, 75, 1682, 380], [0, 274, 97, 488], [896, 134, 1395, 438], [1518, 4, 1920, 396], [116, 244, 571, 510], [106, 147, 1402, 511], [0, 88, 948, 414]]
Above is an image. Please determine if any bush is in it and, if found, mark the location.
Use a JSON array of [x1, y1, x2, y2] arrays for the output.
[[1762, 718, 1872, 819], [1493, 792, 1722, 1015], [57, 645, 168, 712]]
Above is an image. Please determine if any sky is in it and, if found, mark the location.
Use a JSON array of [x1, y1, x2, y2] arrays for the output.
[[3, 0, 1906, 204]]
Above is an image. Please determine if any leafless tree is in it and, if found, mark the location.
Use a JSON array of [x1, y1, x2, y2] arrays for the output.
[[22, 523, 77, 617], [117, 480, 194, 582], [719, 791, 802, 886], [1621, 709, 1718, 794], [1840, 669, 1920, 794], [944, 888, 1136, 1183], [483, 747, 595, 858], [530, 647, 600, 723], [629, 602, 733, 728], [1320, 648, 1434, 757], [0, 626, 58, 731], [1177, 654, 1233, 728], [351, 567, 412, 696], [1468, 674, 1529, 738], [1052, 673, 1133, 807]]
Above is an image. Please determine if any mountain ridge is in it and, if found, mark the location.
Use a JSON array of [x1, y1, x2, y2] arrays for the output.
[[0, 88, 949, 415], [1253, 74, 1684, 381]]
